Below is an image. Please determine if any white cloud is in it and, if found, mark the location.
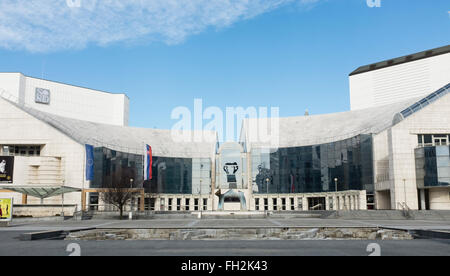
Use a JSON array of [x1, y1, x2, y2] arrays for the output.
[[0, 0, 317, 53]]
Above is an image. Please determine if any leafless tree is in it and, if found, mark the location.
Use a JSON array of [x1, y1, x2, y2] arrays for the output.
[[100, 167, 139, 219]]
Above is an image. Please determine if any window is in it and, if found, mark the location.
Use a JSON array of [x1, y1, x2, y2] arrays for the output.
[[255, 198, 260, 211], [168, 198, 173, 211], [144, 198, 151, 211], [418, 134, 449, 147], [194, 199, 199, 211], [308, 197, 326, 210], [272, 198, 278, 211], [203, 198, 208, 211], [185, 199, 190, 211], [0, 145, 41, 156], [290, 198, 295, 210], [177, 198, 181, 211], [424, 135, 432, 145], [264, 198, 268, 211]]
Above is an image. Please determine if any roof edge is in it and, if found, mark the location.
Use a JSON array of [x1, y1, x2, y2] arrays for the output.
[[349, 45, 450, 76]]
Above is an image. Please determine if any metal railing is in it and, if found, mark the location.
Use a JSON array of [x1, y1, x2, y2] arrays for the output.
[[398, 202, 413, 219]]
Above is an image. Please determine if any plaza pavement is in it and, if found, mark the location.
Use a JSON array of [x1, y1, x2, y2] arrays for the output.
[[1, 217, 450, 232]]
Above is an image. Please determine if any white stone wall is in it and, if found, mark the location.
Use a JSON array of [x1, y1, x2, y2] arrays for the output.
[[350, 53, 450, 110], [13, 205, 78, 218], [429, 188, 450, 210], [0, 72, 129, 126], [0, 97, 87, 208], [387, 93, 450, 210]]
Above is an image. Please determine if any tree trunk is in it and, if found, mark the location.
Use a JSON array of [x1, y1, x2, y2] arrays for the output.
[[119, 206, 123, 220]]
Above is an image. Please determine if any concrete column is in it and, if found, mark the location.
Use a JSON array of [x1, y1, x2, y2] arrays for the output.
[[190, 196, 195, 211], [81, 190, 86, 211], [325, 196, 330, 211], [155, 197, 160, 211], [140, 191, 145, 212], [302, 197, 308, 211], [420, 189, 426, 210]]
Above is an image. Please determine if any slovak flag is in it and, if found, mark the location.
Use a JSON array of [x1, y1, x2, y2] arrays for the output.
[[144, 144, 153, 180]]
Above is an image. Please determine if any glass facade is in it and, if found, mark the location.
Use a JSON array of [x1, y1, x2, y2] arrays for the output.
[[91, 147, 212, 195], [216, 143, 247, 190], [251, 134, 374, 194], [415, 146, 450, 188], [92, 147, 144, 189]]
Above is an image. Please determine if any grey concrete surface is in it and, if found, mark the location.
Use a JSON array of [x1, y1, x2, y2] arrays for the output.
[[2, 218, 449, 232], [1, 217, 449, 256], [0, 231, 449, 256]]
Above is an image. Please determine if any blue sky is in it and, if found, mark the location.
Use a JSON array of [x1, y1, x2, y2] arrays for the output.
[[0, 0, 449, 130]]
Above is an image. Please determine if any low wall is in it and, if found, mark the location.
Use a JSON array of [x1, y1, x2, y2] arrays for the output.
[[13, 204, 77, 218], [66, 228, 414, 241]]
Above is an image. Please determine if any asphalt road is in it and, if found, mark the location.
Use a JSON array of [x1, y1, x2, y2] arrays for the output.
[[0, 230, 449, 256]]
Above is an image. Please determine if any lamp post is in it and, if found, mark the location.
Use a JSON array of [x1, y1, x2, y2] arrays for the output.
[[265, 177, 270, 212], [130, 178, 134, 211], [200, 179, 202, 213], [403, 178, 407, 206], [334, 178, 338, 212], [61, 180, 65, 220]]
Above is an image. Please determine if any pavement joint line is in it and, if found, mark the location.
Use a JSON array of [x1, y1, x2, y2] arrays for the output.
[[185, 220, 200, 228], [92, 221, 124, 228], [267, 219, 285, 227]]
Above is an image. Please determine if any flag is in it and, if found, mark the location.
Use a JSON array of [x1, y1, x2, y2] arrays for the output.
[[144, 144, 153, 180], [85, 144, 94, 181]]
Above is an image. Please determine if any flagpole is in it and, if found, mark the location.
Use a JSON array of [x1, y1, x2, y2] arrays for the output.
[[142, 142, 145, 212]]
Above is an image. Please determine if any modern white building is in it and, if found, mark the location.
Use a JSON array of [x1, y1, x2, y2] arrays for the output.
[[0, 95, 217, 216], [350, 45, 450, 110], [241, 83, 450, 211], [0, 72, 129, 126], [0, 46, 449, 217]]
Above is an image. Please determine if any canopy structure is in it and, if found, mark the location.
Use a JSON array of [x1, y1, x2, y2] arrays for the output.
[[0, 185, 81, 199]]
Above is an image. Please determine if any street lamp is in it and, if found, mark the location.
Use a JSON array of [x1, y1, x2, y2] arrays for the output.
[[199, 179, 202, 213], [130, 178, 134, 211], [403, 178, 407, 206], [265, 177, 270, 211], [334, 178, 338, 212]]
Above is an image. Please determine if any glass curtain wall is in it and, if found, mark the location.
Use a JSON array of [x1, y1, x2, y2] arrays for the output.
[[92, 147, 144, 189], [251, 134, 374, 194], [91, 147, 212, 194], [415, 145, 450, 187]]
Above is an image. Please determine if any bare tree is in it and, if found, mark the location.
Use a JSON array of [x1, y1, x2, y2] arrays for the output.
[[100, 167, 139, 219]]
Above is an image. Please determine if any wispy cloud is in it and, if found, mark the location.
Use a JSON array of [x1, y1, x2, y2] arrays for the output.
[[0, 0, 317, 53]]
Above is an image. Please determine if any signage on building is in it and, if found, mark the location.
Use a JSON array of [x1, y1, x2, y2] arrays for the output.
[[35, 88, 51, 104], [0, 156, 14, 183], [0, 198, 13, 221]]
